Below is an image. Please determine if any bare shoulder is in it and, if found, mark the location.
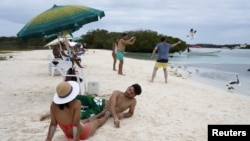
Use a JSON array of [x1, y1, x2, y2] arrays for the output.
[[120, 38, 126, 44], [109, 90, 123, 101], [112, 90, 123, 96], [130, 97, 137, 103], [50, 102, 57, 109], [71, 99, 81, 107]]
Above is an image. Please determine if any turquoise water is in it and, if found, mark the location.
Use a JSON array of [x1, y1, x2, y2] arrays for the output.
[[125, 48, 250, 96]]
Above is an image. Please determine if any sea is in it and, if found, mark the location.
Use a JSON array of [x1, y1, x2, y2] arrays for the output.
[[124, 48, 250, 96]]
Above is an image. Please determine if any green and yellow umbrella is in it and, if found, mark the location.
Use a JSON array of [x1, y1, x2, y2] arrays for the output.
[[17, 4, 105, 41]]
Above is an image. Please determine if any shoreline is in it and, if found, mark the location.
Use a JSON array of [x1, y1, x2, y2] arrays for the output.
[[0, 49, 249, 141], [125, 52, 249, 96], [167, 62, 249, 96]]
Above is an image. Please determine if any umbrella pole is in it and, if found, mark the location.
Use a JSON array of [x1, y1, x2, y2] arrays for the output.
[[62, 36, 74, 67], [62, 35, 85, 94], [56, 37, 64, 60]]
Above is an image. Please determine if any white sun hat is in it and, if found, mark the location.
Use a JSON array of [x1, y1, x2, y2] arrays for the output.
[[53, 81, 79, 104]]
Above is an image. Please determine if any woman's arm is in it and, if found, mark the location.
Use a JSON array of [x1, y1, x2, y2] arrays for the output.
[[45, 104, 57, 141], [72, 101, 82, 141]]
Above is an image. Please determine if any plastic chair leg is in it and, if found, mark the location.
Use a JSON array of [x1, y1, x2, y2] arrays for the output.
[[51, 67, 57, 77]]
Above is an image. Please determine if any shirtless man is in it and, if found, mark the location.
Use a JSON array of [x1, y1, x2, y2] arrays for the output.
[[109, 83, 141, 127], [117, 33, 136, 75], [41, 83, 142, 128]]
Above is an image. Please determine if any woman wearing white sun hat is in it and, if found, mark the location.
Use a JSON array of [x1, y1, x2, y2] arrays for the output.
[[45, 81, 110, 141]]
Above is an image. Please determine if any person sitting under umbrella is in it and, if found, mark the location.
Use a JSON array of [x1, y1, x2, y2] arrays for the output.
[[60, 41, 84, 68], [52, 43, 69, 59], [71, 43, 85, 68], [73, 43, 84, 55]]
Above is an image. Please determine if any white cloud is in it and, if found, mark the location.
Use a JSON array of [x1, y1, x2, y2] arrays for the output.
[[0, 0, 250, 44]]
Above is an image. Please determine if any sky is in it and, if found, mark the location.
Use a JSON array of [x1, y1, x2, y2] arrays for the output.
[[0, 0, 250, 45]]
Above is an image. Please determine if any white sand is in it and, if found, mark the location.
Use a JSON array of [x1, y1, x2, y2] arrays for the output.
[[0, 49, 249, 141]]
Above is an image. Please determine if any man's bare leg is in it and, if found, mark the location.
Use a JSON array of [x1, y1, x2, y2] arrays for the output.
[[150, 67, 158, 82], [87, 111, 111, 136], [40, 111, 50, 121], [75, 58, 84, 68], [118, 60, 124, 75], [163, 68, 168, 83], [81, 109, 108, 123], [113, 55, 117, 71]]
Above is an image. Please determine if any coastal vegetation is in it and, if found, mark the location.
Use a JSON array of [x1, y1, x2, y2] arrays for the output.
[[0, 29, 249, 53]]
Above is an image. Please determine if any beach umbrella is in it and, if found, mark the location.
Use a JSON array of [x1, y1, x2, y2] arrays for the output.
[[44, 34, 58, 42], [17, 4, 105, 41]]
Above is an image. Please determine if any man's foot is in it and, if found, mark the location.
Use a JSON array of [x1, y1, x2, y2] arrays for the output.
[[118, 73, 125, 76]]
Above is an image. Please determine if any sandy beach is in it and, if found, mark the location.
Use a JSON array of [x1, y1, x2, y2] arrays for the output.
[[0, 49, 250, 141]]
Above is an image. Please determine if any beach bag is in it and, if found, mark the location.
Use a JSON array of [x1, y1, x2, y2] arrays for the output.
[[65, 67, 83, 82]]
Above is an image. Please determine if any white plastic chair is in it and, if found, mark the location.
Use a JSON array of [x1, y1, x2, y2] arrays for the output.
[[47, 54, 61, 76], [54, 61, 73, 77]]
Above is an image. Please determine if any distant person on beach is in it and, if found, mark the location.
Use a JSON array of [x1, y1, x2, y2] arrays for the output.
[[71, 52, 84, 68], [117, 33, 136, 75], [112, 38, 119, 71], [45, 81, 110, 141], [41, 83, 142, 128], [52, 46, 62, 59], [150, 36, 181, 83], [59, 42, 71, 60], [61, 41, 84, 68], [51, 42, 70, 60]]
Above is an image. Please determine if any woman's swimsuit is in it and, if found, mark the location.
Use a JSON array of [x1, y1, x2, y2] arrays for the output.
[[58, 122, 90, 140]]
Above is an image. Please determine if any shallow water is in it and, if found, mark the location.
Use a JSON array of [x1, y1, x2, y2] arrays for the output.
[[125, 48, 250, 96]]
